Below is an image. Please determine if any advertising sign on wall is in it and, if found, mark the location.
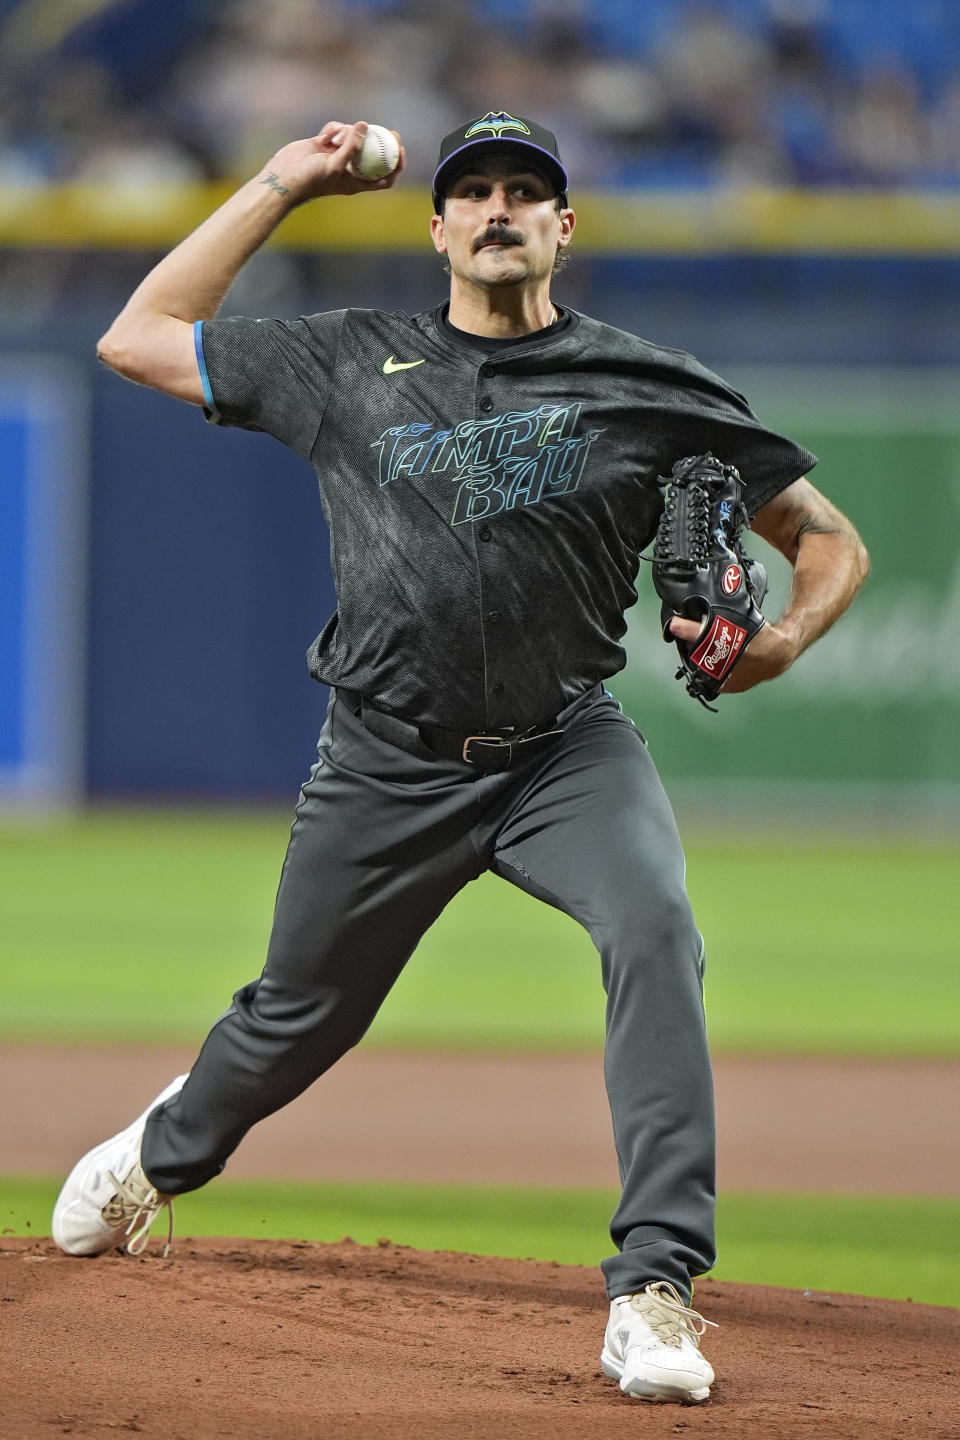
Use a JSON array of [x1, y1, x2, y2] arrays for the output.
[[617, 369, 960, 820]]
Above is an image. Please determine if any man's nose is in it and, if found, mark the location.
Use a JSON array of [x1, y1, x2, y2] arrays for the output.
[[486, 187, 511, 223]]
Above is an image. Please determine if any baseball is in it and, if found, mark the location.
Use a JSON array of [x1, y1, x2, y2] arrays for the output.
[[348, 124, 400, 181]]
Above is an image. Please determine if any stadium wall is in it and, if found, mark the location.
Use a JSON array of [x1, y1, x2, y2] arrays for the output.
[[0, 243, 956, 813]]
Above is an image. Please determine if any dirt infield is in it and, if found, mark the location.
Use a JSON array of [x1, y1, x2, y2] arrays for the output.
[[3, 1046, 959, 1192], [3, 1236, 958, 1440], [4, 1047, 958, 1438]]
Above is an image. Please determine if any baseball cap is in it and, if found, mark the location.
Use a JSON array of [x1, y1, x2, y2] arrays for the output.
[[432, 111, 568, 212]]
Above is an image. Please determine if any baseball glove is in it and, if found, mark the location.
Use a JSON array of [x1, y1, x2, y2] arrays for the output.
[[651, 452, 768, 709]]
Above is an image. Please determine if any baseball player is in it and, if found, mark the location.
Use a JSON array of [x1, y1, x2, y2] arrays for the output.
[[52, 112, 869, 1404]]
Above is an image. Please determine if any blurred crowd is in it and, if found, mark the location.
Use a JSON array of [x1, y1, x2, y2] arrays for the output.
[[2, 0, 960, 191]]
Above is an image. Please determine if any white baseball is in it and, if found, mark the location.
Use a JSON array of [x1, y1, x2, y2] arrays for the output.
[[348, 124, 400, 181]]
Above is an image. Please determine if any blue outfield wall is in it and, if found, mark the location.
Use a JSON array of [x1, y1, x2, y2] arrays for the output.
[[86, 375, 334, 795], [0, 412, 27, 769], [1, 251, 957, 801], [0, 359, 87, 808]]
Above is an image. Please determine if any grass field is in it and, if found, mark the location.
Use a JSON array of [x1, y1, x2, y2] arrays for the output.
[[0, 810, 955, 1055], [4, 1176, 957, 1308], [3, 810, 955, 1308]]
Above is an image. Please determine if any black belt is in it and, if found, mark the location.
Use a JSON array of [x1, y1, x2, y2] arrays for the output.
[[336, 689, 564, 772]]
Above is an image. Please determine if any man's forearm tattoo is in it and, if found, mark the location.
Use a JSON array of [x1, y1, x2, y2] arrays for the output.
[[780, 486, 846, 543], [797, 511, 843, 538], [261, 171, 290, 197]]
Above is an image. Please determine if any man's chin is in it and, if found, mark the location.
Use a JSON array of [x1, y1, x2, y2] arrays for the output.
[[469, 251, 529, 284]]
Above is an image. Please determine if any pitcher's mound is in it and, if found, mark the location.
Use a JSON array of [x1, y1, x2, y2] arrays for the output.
[[3, 1237, 957, 1439]]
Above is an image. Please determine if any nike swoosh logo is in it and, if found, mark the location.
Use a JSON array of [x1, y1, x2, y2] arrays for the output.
[[383, 356, 426, 374]]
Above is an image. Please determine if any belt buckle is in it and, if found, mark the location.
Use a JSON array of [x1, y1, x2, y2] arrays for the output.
[[463, 731, 495, 766], [462, 734, 506, 763]]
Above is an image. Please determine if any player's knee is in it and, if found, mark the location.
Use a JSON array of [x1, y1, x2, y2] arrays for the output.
[[600, 891, 700, 977]]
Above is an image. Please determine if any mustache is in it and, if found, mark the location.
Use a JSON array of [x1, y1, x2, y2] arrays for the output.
[[473, 224, 524, 253]]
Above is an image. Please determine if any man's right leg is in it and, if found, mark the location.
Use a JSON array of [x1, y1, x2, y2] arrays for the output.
[[54, 697, 486, 1249]]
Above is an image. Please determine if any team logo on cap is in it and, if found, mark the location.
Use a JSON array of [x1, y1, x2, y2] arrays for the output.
[[464, 111, 531, 140]]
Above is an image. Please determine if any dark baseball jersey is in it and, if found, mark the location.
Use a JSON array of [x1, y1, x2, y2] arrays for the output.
[[196, 305, 816, 731]]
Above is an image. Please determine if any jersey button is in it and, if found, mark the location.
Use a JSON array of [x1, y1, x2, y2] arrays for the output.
[[478, 526, 492, 542], [479, 396, 493, 413], [487, 610, 501, 624], [491, 682, 505, 697]]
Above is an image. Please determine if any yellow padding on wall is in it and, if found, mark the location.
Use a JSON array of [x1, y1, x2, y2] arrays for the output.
[[1, 0, 121, 63], [0, 183, 958, 254]]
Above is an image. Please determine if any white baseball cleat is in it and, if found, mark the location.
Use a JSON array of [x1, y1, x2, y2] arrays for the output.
[[52, 1074, 188, 1258], [600, 1281, 717, 1403]]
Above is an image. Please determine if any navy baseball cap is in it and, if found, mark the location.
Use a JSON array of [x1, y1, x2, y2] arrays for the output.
[[432, 111, 568, 212]]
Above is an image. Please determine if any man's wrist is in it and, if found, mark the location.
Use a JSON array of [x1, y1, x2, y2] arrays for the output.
[[250, 167, 300, 216], [260, 169, 293, 200]]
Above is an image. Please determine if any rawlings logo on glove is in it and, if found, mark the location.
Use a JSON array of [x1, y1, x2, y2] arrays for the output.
[[651, 453, 768, 708]]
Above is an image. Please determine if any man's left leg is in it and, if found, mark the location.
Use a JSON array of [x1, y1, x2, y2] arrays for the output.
[[490, 690, 716, 1402]]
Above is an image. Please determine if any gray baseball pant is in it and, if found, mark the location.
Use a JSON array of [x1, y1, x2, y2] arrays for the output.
[[141, 685, 716, 1300]]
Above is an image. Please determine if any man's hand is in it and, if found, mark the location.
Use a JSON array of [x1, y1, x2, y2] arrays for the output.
[[262, 122, 406, 206], [668, 615, 795, 692]]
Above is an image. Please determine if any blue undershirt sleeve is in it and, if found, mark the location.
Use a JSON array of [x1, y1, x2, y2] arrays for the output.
[[193, 320, 220, 423]]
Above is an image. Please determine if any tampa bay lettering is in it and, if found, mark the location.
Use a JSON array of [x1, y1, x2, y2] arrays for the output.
[[370, 404, 605, 526]]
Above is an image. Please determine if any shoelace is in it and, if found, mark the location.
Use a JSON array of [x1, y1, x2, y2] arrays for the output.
[[103, 1166, 175, 1257], [628, 1281, 719, 1350]]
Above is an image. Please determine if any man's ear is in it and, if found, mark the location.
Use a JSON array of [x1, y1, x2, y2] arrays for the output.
[[430, 214, 446, 254]]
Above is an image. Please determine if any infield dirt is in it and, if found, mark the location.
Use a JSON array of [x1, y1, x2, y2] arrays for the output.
[[4, 1046, 960, 1192], [3, 1236, 959, 1440], [4, 1046, 958, 1438]]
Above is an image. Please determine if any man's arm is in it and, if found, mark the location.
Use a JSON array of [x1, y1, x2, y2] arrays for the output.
[[668, 476, 870, 692], [96, 122, 404, 404]]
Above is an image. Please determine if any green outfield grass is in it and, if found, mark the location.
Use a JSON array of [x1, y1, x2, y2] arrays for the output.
[[0, 810, 956, 1054], [3, 1177, 956, 1308]]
